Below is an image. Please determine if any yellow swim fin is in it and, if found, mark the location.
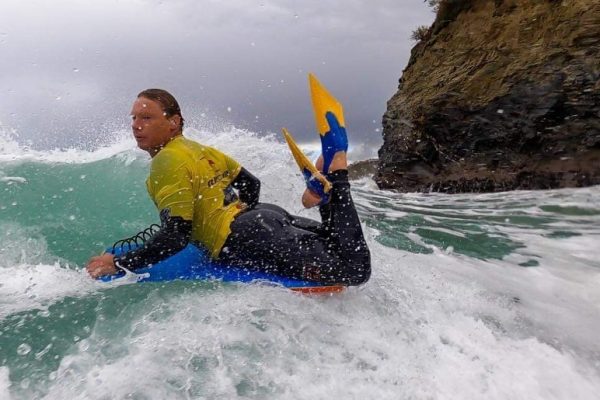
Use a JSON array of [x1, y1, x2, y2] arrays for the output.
[[308, 73, 346, 136], [282, 128, 332, 194], [308, 73, 348, 174]]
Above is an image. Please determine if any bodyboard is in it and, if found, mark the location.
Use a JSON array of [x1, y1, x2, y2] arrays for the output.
[[99, 244, 345, 293]]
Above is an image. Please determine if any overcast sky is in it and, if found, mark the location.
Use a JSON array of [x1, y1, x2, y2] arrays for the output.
[[0, 0, 434, 157]]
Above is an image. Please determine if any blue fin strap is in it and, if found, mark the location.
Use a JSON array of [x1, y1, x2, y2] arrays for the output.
[[302, 168, 330, 205], [320, 112, 348, 174]]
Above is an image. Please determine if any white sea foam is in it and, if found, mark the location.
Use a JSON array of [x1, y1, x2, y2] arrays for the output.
[[0, 129, 140, 164], [0, 176, 27, 183], [0, 124, 370, 167], [0, 367, 11, 400], [0, 223, 96, 319], [0, 263, 98, 320], [37, 238, 600, 399]]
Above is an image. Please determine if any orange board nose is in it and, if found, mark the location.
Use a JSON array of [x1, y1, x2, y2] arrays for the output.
[[291, 285, 346, 294]]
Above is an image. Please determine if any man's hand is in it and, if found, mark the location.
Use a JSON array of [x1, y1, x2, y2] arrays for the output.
[[86, 253, 118, 278]]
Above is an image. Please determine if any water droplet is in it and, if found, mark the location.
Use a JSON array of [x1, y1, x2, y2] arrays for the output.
[[227, 107, 232, 112], [55, 96, 62, 101], [78, 339, 90, 351], [250, 42, 256, 47], [80, 175, 86, 180], [17, 343, 31, 356], [73, 68, 79, 73], [69, 215, 76, 221]]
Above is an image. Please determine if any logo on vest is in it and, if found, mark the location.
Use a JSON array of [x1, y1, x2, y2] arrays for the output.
[[207, 170, 230, 187]]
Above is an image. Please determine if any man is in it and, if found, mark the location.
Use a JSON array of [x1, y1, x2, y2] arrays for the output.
[[86, 87, 370, 286]]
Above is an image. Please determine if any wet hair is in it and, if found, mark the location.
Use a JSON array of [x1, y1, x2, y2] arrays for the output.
[[137, 88, 185, 130]]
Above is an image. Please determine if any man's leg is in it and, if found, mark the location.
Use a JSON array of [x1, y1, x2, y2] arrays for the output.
[[221, 202, 369, 285]]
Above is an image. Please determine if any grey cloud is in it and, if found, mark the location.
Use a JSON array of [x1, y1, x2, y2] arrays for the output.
[[0, 0, 434, 153]]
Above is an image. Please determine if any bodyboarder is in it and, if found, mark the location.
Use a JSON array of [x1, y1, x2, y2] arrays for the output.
[[86, 76, 371, 286]]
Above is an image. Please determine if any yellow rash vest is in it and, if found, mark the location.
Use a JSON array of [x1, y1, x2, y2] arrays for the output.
[[146, 135, 243, 258]]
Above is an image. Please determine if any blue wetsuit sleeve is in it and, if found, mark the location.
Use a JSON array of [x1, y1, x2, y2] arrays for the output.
[[113, 216, 192, 271], [231, 167, 260, 208]]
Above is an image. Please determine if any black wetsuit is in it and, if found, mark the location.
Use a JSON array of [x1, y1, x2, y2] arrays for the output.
[[220, 170, 371, 286], [114, 169, 370, 286]]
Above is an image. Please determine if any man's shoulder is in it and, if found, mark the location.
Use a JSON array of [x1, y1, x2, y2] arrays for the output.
[[154, 136, 234, 169], [151, 144, 191, 172], [171, 136, 218, 159], [176, 136, 203, 150], [153, 145, 181, 163]]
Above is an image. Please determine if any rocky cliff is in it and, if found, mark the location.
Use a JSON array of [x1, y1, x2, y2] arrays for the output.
[[376, 0, 600, 192]]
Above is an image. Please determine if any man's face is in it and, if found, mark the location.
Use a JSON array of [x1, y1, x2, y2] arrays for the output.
[[130, 97, 179, 154]]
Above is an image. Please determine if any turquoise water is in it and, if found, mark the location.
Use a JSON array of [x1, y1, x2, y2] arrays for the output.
[[1, 129, 599, 399]]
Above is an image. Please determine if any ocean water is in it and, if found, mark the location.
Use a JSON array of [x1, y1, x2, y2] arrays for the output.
[[0, 128, 599, 400]]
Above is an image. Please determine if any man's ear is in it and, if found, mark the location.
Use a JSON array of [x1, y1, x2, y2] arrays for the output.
[[170, 115, 181, 128]]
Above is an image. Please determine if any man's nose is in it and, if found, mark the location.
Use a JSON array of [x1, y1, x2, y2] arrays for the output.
[[132, 120, 142, 131]]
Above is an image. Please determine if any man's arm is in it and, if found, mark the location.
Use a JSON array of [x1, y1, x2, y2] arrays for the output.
[[231, 167, 260, 208], [87, 147, 197, 278], [113, 215, 192, 271], [87, 211, 193, 278]]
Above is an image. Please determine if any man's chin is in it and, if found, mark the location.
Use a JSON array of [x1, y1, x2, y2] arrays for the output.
[[135, 141, 148, 151], [136, 142, 160, 156]]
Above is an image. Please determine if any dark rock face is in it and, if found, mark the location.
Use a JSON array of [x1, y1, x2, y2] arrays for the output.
[[376, 0, 600, 192], [348, 159, 378, 180]]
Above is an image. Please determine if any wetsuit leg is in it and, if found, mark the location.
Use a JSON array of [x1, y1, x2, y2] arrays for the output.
[[220, 170, 370, 285], [220, 206, 338, 280], [322, 169, 370, 283]]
